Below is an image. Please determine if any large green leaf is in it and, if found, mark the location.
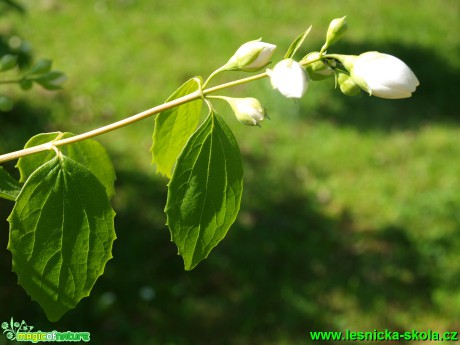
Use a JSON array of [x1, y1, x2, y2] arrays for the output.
[[0, 166, 21, 201], [165, 112, 243, 270], [17, 132, 116, 198], [151, 77, 203, 178], [8, 155, 116, 321]]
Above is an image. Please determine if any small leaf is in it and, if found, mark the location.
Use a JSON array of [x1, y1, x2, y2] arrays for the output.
[[284, 25, 312, 59], [0, 166, 21, 201], [28, 59, 52, 75], [0, 54, 18, 72], [0, 95, 14, 112], [151, 77, 203, 178], [34, 71, 67, 90], [165, 111, 243, 270], [19, 79, 33, 90], [8, 156, 116, 321], [0, 0, 26, 13], [17, 132, 116, 198]]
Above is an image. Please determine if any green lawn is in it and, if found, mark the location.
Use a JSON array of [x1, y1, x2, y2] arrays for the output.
[[1, 0, 460, 344]]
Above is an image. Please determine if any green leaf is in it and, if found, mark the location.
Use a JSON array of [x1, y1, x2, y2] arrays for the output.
[[7, 156, 116, 321], [34, 71, 67, 90], [0, 94, 13, 112], [17, 132, 116, 198], [284, 25, 312, 59], [0, 166, 21, 201], [28, 59, 52, 75], [0, 54, 18, 72], [165, 112, 243, 270], [0, 0, 26, 14], [19, 79, 33, 90], [151, 77, 203, 178]]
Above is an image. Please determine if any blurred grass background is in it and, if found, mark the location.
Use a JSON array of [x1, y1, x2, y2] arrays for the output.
[[1, 0, 459, 344]]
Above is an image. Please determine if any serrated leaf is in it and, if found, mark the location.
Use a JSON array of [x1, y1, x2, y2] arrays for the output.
[[7, 156, 116, 321], [165, 112, 243, 270], [0, 94, 13, 112], [17, 132, 116, 198], [0, 166, 21, 201], [151, 77, 203, 178], [284, 25, 312, 59], [0, 54, 18, 72]]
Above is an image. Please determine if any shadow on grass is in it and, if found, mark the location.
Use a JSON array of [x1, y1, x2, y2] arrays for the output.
[[301, 41, 460, 131], [0, 159, 436, 345]]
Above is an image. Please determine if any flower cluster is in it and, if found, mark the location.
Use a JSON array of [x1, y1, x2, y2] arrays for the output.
[[204, 16, 419, 127]]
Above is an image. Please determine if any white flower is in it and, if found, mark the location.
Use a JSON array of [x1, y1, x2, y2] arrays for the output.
[[349, 52, 419, 99], [225, 39, 276, 72], [267, 59, 309, 98], [223, 97, 266, 126]]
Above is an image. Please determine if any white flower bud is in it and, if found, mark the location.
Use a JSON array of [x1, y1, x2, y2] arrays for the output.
[[224, 39, 276, 72], [223, 97, 266, 126], [338, 52, 419, 99], [267, 58, 309, 98]]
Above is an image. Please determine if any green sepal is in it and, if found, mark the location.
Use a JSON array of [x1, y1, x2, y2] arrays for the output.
[[303, 52, 335, 81], [337, 71, 361, 96]]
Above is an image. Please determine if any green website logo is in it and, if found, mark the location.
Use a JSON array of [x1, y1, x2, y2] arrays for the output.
[[2, 318, 90, 343]]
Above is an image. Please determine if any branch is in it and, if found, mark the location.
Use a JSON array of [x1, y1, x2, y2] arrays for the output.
[[0, 59, 321, 164]]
